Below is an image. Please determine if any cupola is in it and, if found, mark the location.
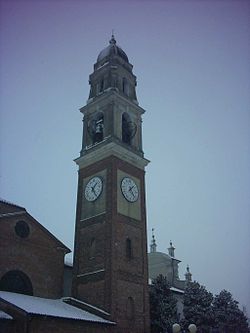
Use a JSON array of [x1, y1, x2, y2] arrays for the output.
[[88, 34, 138, 104], [96, 34, 129, 64]]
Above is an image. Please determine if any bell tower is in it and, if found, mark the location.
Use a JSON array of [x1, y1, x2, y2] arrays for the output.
[[72, 35, 150, 333]]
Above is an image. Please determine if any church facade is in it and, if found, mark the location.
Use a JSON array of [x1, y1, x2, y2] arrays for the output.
[[0, 36, 150, 333], [148, 232, 192, 290], [148, 231, 192, 320]]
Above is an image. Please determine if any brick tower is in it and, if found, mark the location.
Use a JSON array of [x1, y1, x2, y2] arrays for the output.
[[72, 35, 150, 333]]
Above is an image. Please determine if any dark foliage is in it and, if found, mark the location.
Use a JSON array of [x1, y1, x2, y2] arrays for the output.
[[150, 278, 250, 333], [213, 289, 249, 333], [182, 281, 214, 333], [150, 274, 178, 333]]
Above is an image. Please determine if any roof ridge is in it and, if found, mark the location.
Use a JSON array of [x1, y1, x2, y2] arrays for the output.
[[0, 198, 26, 211], [0, 291, 114, 324]]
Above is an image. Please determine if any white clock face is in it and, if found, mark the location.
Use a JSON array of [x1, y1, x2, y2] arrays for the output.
[[121, 177, 139, 202], [85, 176, 103, 202]]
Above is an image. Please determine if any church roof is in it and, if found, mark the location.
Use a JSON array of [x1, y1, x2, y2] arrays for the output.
[[148, 251, 181, 263], [0, 310, 13, 320], [170, 286, 184, 294], [0, 199, 26, 215], [0, 291, 114, 324], [97, 34, 129, 63], [0, 199, 71, 254]]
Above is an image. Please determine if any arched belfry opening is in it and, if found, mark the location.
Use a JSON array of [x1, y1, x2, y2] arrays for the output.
[[122, 112, 137, 145], [88, 112, 104, 145], [0, 270, 33, 296]]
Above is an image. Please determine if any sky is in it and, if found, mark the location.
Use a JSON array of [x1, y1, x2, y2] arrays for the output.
[[1, 0, 250, 315]]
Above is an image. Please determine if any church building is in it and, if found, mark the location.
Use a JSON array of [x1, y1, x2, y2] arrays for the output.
[[0, 35, 150, 333], [148, 230, 192, 319]]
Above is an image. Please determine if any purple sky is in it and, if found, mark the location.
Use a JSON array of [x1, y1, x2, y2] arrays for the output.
[[1, 0, 250, 315]]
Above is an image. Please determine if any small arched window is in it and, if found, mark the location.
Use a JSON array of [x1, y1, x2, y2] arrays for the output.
[[100, 78, 104, 92], [89, 238, 96, 259], [0, 270, 33, 296], [126, 238, 132, 259], [126, 297, 135, 320], [122, 78, 129, 96]]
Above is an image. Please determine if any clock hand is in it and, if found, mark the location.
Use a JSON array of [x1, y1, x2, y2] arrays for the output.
[[91, 186, 97, 195], [129, 188, 135, 198], [129, 185, 135, 192]]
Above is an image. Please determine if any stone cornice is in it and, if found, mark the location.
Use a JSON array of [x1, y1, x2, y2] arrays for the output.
[[75, 141, 150, 170], [80, 90, 145, 116]]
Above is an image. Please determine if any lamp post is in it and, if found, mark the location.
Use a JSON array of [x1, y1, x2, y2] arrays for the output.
[[172, 323, 197, 333], [172, 323, 181, 333], [188, 324, 197, 333]]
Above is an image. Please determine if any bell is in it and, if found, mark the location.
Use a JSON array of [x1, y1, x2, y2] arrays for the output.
[[95, 123, 102, 133]]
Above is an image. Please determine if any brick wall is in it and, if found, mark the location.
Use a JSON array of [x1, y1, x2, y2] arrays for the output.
[[0, 210, 66, 299]]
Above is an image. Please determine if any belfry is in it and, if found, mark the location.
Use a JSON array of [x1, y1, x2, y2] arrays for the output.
[[72, 35, 150, 333]]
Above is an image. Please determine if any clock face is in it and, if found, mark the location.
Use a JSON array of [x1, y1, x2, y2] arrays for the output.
[[121, 177, 139, 202], [85, 176, 103, 202]]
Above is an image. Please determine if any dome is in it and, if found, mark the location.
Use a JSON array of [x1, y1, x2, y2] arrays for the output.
[[97, 35, 129, 63]]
